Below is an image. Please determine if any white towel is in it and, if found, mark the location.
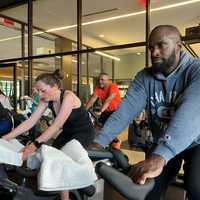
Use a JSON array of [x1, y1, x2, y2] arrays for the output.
[[0, 139, 40, 169], [38, 139, 97, 191], [0, 139, 97, 192], [0, 139, 24, 166]]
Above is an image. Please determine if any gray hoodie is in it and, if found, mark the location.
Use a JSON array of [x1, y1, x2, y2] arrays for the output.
[[95, 51, 200, 163]]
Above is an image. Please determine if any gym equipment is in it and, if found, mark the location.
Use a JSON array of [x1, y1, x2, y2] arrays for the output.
[[88, 148, 154, 200]]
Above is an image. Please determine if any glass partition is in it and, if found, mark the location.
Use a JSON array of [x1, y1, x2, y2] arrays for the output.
[[82, 0, 146, 48], [0, 18, 23, 60], [150, 0, 200, 36], [33, 0, 77, 54], [188, 43, 200, 57]]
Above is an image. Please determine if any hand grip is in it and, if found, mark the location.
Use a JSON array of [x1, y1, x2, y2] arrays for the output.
[[96, 162, 155, 200]]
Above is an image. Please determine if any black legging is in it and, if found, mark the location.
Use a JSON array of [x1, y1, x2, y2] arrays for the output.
[[52, 129, 95, 149], [146, 144, 200, 200]]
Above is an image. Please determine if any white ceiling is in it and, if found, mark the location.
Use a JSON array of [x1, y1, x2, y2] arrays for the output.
[[0, 0, 200, 62]]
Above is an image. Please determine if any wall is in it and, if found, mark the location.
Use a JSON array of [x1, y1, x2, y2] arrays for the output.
[[115, 53, 145, 80]]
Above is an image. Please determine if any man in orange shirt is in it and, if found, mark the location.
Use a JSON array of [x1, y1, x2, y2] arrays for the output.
[[86, 72, 121, 125]]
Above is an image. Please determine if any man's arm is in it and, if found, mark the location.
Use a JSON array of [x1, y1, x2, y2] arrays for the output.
[[95, 70, 148, 147], [85, 94, 98, 110], [100, 93, 116, 113], [129, 63, 200, 185], [153, 68, 200, 162]]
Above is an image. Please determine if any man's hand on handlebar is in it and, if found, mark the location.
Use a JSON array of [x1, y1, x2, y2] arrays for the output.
[[128, 154, 165, 185]]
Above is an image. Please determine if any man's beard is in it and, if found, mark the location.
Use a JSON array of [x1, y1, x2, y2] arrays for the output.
[[151, 49, 176, 75]]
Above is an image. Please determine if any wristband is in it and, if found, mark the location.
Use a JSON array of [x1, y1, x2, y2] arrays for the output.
[[33, 140, 44, 148]]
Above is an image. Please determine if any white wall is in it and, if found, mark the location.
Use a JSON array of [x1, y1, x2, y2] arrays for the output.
[[115, 53, 145, 80]]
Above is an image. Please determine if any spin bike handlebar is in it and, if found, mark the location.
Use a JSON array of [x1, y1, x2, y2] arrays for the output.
[[96, 162, 155, 200], [88, 110, 103, 128], [87, 148, 129, 171], [87, 148, 154, 200]]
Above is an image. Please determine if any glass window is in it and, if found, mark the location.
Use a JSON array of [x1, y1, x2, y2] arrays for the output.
[[187, 43, 200, 58], [0, 18, 22, 60], [150, 0, 200, 37], [33, 0, 77, 53], [103, 47, 145, 80], [82, 0, 146, 48]]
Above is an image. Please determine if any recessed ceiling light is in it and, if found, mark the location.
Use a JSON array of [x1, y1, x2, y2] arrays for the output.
[[137, 52, 141, 55], [99, 34, 105, 38]]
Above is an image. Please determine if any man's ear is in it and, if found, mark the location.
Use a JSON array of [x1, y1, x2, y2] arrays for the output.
[[176, 41, 182, 50]]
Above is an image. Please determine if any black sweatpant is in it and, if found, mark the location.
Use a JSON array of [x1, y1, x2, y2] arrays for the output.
[[146, 144, 200, 200]]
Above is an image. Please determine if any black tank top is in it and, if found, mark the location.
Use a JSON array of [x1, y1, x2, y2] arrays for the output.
[[48, 90, 95, 144]]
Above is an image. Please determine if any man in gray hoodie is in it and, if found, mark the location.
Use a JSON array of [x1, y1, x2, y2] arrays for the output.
[[94, 25, 200, 199]]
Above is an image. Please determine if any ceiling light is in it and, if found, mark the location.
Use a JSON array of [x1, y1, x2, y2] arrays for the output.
[[72, 59, 85, 64], [95, 51, 120, 61], [45, 0, 200, 33], [72, 59, 77, 63], [137, 52, 141, 55], [0, 35, 21, 42], [99, 34, 105, 38], [0, 0, 200, 42]]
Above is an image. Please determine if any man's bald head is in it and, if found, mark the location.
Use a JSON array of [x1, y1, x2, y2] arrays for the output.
[[148, 25, 182, 76], [149, 25, 181, 43]]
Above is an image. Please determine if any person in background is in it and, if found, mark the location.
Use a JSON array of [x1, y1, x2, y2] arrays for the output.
[[3, 70, 95, 200], [85, 72, 121, 148], [93, 25, 200, 199], [0, 89, 13, 111], [0, 90, 14, 179], [20, 85, 39, 114], [86, 72, 121, 124]]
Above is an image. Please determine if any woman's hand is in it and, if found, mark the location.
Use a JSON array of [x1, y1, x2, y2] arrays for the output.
[[21, 143, 37, 160]]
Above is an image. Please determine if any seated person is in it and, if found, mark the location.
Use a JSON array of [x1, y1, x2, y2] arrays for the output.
[[86, 72, 121, 124], [0, 90, 13, 136], [2, 70, 95, 200], [93, 25, 200, 199], [86, 73, 121, 148], [20, 85, 39, 115], [0, 90, 13, 111]]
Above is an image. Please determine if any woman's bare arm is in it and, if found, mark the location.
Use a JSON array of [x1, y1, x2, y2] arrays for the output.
[[36, 91, 78, 143], [3, 101, 48, 140]]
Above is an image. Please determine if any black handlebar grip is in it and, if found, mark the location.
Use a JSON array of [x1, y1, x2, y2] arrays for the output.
[[87, 149, 113, 161], [15, 166, 38, 178], [96, 162, 155, 200], [110, 148, 130, 171]]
